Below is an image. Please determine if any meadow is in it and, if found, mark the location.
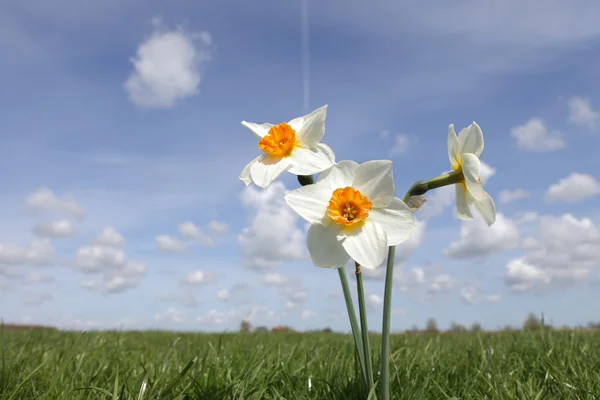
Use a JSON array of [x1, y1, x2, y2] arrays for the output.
[[1, 326, 600, 399]]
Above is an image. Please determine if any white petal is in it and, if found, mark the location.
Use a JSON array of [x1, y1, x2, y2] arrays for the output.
[[288, 105, 328, 148], [461, 153, 487, 201], [341, 221, 387, 269], [306, 223, 350, 268], [457, 122, 484, 157], [367, 198, 416, 246], [447, 124, 459, 169], [241, 121, 273, 140], [284, 183, 332, 225], [455, 184, 473, 220], [249, 155, 293, 189], [353, 160, 395, 208], [471, 191, 496, 226], [239, 156, 262, 186], [317, 160, 358, 189], [287, 144, 335, 175]]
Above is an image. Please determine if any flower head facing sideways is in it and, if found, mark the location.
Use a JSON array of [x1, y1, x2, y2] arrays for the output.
[[447, 122, 496, 226], [284, 160, 416, 269], [239, 105, 335, 189]]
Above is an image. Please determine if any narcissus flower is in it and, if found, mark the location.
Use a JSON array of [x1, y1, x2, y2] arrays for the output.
[[239, 105, 335, 189], [447, 122, 496, 226], [284, 160, 416, 269]]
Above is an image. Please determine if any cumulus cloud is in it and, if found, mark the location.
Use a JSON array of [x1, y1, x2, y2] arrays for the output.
[[498, 189, 531, 204], [155, 235, 188, 253], [154, 308, 187, 324], [544, 173, 600, 203], [182, 270, 212, 285], [0, 239, 54, 266], [32, 219, 77, 239], [301, 310, 317, 319], [505, 214, 600, 292], [25, 188, 84, 219], [124, 18, 212, 108], [389, 133, 415, 157], [197, 309, 244, 325], [178, 222, 215, 246], [95, 227, 125, 247], [443, 213, 519, 259], [70, 234, 146, 294], [155, 292, 202, 308], [395, 263, 456, 301], [366, 294, 383, 308], [238, 182, 305, 269], [22, 271, 54, 284], [261, 273, 289, 286], [209, 220, 228, 235], [23, 292, 53, 306], [510, 119, 565, 152], [568, 96, 599, 131], [216, 289, 230, 301]]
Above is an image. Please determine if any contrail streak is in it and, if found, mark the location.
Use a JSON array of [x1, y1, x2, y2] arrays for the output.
[[301, 0, 310, 113]]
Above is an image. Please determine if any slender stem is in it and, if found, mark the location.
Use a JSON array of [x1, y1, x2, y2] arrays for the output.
[[355, 262, 374, 394], [379, 173, 463, 399], [379, 246, 396, 400], [297, 175, 368, 387], [337, 267, 368, 386]]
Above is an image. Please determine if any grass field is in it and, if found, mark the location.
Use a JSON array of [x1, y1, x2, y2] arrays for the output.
[[2, 327, 600, 399]]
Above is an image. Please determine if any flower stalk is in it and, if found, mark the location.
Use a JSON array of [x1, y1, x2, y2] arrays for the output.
[[355, 261, 375, 395], [379, 168, 468, 400]]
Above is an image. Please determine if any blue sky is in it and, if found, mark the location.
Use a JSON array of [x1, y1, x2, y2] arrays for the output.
[[1, 0, 600, 332]]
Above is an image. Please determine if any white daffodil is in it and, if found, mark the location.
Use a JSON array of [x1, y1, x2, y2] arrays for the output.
[[284, 160, 416, 269], [447, 122, 496, 226], [239, 105, 335, 189]]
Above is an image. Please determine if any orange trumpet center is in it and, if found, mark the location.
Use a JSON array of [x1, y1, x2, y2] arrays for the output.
[[258, 122, 296, 157], [327, 187, 373, 229]]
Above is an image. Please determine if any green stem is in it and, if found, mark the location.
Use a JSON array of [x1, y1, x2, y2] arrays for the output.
[[297, 175, 368, 387], [355, 262, 375, 395], [337, 267, 368, 386], [379, 169, 465, 400]]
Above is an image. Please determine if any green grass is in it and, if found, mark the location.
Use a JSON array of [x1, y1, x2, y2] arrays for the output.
[[2, 328, 600, 399]]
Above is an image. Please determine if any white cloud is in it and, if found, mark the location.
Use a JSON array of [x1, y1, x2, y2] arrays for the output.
[[544, 173, 600, 203], [514, 212, 538, 225], [443, 213, 519, 259], [155, 292, 202, 308], [0, 239, 54, 266], [395, 263, 456, 301], [70, 241, 146, 294], [197, 309, 243, 325], [216, 289, 230, 301], [505, 214, 600, 292], [459, 284, 481, 304], [32, 219, 77, 239], [379, 129, 390, 138], [568, 96, 599, 131], [178, 222, 216, 247], [95, 227, 125, 247], [22, 271, 54, 284], [238, 182, 305, 269], [155, 235, 187, 253], [510, 119, 565, 152], [499, 189, 531, 204], [389, 134, 413, 156], [182, 270, 212, 285], [155, 308, 187, 324], [23, 292, 53, 306], [25, 188, 84, 218], [301, 310, 317, 319], [124, 18, 212, 108], [366, 294, 382, 308], [261, 273, 289, 286], [209, 220, 228, 235], [485, 294, 502, 302]]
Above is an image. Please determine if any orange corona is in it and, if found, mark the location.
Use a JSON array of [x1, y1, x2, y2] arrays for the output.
[[327, 187, 373, 228], [258, 122, 296, 157]]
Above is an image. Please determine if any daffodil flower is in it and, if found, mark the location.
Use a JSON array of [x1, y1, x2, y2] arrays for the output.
[[447, 122, 496, 226], [239, 105, 335, 189], [284, 160, 416, 269]]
